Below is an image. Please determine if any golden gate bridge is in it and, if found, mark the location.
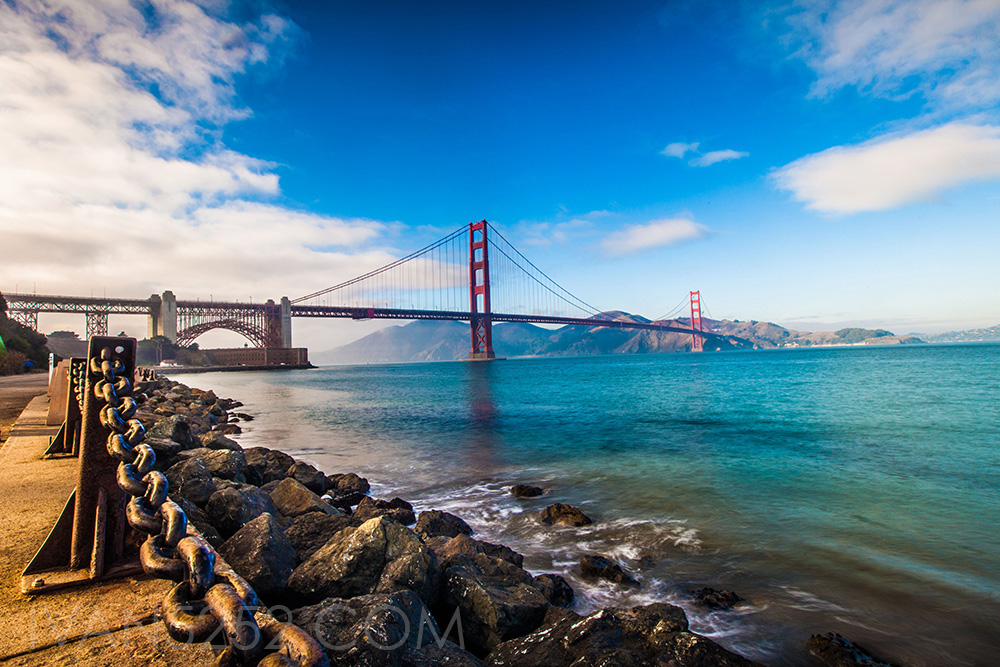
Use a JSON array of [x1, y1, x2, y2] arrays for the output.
[[4, 220, 723, 357]]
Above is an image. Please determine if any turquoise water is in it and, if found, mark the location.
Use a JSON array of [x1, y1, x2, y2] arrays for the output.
[[189, 343, 1000, 666]]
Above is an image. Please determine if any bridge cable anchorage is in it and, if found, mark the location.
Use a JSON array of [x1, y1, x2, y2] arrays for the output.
[[21, 338, 328, 666]]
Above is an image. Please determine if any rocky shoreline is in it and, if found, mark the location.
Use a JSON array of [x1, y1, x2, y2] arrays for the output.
[[137, 375, 900, 667]]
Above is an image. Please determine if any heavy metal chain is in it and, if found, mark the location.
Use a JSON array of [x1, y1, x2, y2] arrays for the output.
[[91, 346, 328, 667]]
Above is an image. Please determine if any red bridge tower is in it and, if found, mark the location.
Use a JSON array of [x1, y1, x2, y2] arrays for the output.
[[469, 220, 495, 360], [690, 290, 704, 352]]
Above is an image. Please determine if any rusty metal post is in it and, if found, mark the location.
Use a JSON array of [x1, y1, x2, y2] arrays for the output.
[[22, 337, 142, 593]]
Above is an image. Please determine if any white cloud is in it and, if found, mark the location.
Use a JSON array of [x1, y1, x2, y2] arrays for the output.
[[602, 218, 708, 255], [787, 0, 1000, 111], [772, 122, 1000, 213], [690, 149, 749, 167], [661, 142, 699, 158], [661, 141, 747, 166], [0, 0, 391, 306]]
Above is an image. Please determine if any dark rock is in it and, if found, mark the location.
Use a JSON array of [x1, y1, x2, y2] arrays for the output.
[[173, 497, 224, 548], [145, 436, 183, 459], [532, 574, 574, 608], [485, 602, 761, 667], [174, 447, 247, 483], [233, 412, 254, 421], [295, 590, 480, 666], [217, 513, 296, 597], [214, 422, 242, 435], [164, 458, 218, 506], [689, 587, 747, 611], [806, 633, 901, 667], [197, 431, 242, 451], [415, 510, 473, 539], [537, 503, 592, 527], [205, 484, 280, 538], [441, 553, 549, 656], [146, 414, 197, 449], [287, 515, 438, 605], [284, 511, 353, 564], [509, 484, 544, 498], [579, 554, 640, 588], [269, 477, 339, 518], [427, 534, 524, 570], [259, 479, 282, 495], [287, 461, 326, 494], [325, 472, 370, 507], [244, 447, 294, 486], [353, 496, 416, 526]]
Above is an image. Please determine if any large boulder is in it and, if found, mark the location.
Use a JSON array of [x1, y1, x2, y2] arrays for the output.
[[205, 484, 280, 538], [217, 513, 296, 597], [325, 473, 370, 507], [174, 447, 247, 483], [287, 461, 326, 494], [214, 422, 242, 435], [284, 512, 353, 564], [415, 510, 473, 539], [197, 431, 242, 451], [146, 414, 197, 449], [269, 477, 339, 518], [164, 458, 218, 506], [353, 497, 416, 526], [485, 603, 761, 667], [287, 516, 439, 606], [173, 496, 224, 548], [579, 554, 640, 588], [294, 590, 482, 667], [440, 553, 549, 656], [244, 447, 294, 486], [532, 574, 574, 608], [537, 503, 592, 527], [426, 534, 524, 570]]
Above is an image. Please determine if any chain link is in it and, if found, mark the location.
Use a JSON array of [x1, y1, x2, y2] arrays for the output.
[[91, 346, 327, 667]]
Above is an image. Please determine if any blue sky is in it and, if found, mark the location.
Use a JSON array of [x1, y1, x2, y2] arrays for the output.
[[1, 0, 998, 349]]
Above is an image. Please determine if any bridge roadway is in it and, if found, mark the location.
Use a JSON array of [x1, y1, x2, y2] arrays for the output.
[[290, 304, 722, 339]]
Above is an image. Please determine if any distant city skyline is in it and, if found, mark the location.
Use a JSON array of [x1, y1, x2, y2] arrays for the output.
[[2, 0, 998, 351]]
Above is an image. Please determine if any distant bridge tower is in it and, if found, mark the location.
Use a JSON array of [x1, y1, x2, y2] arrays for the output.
[[468, 220, 495, 360], [690, 290, 704, 352]]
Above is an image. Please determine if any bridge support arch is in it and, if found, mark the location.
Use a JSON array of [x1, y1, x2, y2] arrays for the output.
[[468, 220, 495, 360]]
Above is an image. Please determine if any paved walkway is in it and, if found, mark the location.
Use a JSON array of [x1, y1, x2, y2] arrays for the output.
[[0, 391, 214, 665]]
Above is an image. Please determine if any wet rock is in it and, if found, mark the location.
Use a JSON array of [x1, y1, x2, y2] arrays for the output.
[[174, 447, 247, 483], [485, 602, 760, 667], [233, 412, 254, 421], [287, 461, 326, 494], [509, 484, 544, 498], [244, 447, 294, 486], [415, 510, 473, 539], [295, 590, 480, 666], [579, 554, 640, 588], [427, 534, 524, 570], [164, 458, 218, 506], [537, 503, 592, 527], [806, 633, 901, 667], [353, 496, 416, 526], [441, 552, 549, 656], [145, 436, 183, 459], [532, 574, 574, 608], [325, 472, 370, 508], [214, 422, 242, 435], [218, 513, 296, 597], [197, 431, 242, 451], [205, 484, 280, 538], [146, 414, 197, 449], [284, 511, 353, 564], [287, 515, 439, 605], [174, 496, 224, 548], [269, 477, 339, 518], [688, 587, 747, 611]]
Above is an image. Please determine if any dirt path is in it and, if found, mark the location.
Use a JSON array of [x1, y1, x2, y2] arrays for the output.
[[0, 373, 48, 446]]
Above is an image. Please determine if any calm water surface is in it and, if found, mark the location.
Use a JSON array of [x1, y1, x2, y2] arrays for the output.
[[187, 343, 1000, 666]]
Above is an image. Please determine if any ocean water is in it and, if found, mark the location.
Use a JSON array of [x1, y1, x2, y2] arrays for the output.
[[187, 343, 1000, 666]]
